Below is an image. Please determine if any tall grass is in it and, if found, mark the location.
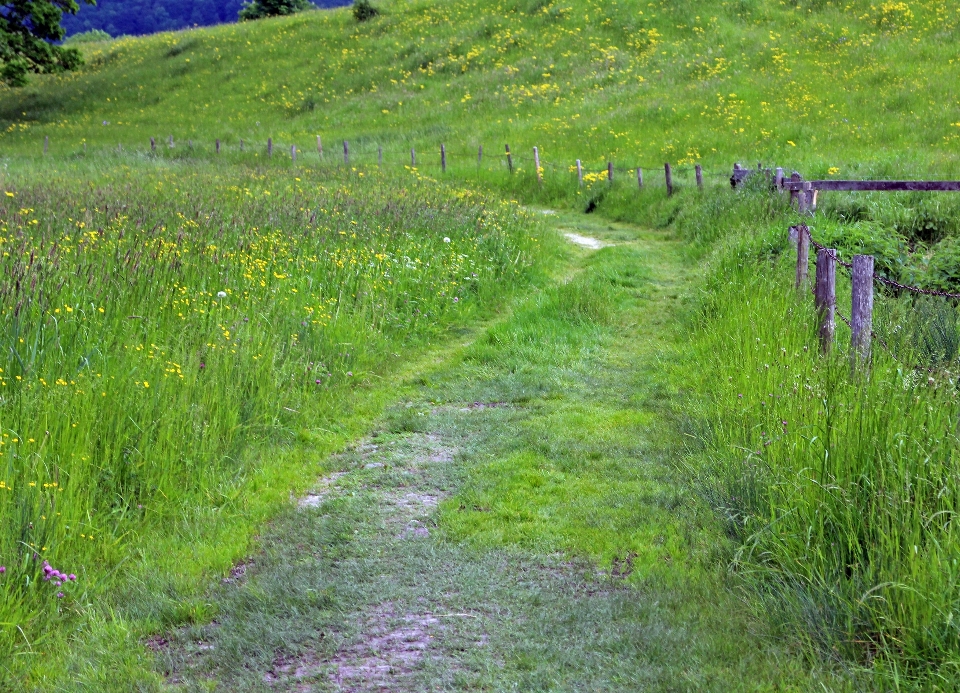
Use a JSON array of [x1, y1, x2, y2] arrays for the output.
[[0, 158, 549, 675], [671, 182, 960, 686]]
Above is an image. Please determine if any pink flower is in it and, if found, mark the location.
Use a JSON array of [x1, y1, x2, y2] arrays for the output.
[[68, 574, 76, 581], [0, 566, 5, 574], [57, 592, 64, 599]]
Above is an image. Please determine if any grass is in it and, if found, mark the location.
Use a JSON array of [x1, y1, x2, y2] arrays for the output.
[[152, 213, 843, 691], [1, 0, 960, 687], [0, 158, 555, 687]]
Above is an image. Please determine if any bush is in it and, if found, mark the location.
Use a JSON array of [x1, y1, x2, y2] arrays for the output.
[[239, 0, 311, 21], [353, 0, 379, 22], [64, 29, 113, 45]]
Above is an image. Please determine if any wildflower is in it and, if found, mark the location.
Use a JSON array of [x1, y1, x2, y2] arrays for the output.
[[0, 566, 5, 574], [57, 592, 64, 598], [315, 379, 321, 384], [347, 371, 353, 376], [217, 291, 227, 298], [443, 237, 451, 243]]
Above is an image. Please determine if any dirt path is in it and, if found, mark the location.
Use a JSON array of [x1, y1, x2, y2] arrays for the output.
[[159, 214, 818, 691]]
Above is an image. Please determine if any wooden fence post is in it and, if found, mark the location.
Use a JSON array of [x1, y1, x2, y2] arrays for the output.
[[534, 146, 542, 184], [291, 144, 296, 163], [789, 171, 801, 207], [796, 224, 809, 289], [505, 144, 513, 173], [411, 147, 416, 167], [118, 143, 122, 153], [267, 138, 273, 157], [665, 163, 673, 196], [378, 145, 383, 167], [441, 144, 446, 173], [240, 139, 244, 151], [607, 161, 613, 183], [317, 135, 323, 158], [696, 164, 703, 190], [815, 247, 836, 354], [851, 254, 874, 364], [637, 167, 643, 190], [576, 159, 583, 187], [775, 167, 784, 191], [150, 137, 156, 152], [168, 135, 174, 148], [343, 140, 349, 165], [216, 139, 221, 154], [799, 181, 813, 214], [187, 139, 193, 150], [478, 145, 483, 166], [44, 136, 48, 155]]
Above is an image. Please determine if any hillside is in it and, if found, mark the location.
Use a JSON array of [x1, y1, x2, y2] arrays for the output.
[[3, 0, 960, 175]]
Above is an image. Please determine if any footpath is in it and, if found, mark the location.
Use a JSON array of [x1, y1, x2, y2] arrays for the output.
[[160, 213, 818, 691]]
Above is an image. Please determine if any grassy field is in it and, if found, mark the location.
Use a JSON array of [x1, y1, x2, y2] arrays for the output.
[[3, 0, 960, 689]]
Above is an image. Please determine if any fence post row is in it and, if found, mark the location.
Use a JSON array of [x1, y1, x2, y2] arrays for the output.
[[665, 163, 674, 196], [533, 146, 542, 184], [696, 164, 703, 190], [637, 167, 643, 190], [343, 140, 349, 165], [216, 139, 221, 154], [441, 144, 446, 173], [267, 138, 273, 157], [378, 145, 383, 167], [478, 145, 483, 165], [411, 147, 416, 167], [576, 159, 583, 187], [607, 161, 613, 183], [43, 136, 48, 155], [168, 135, 174, 148], [150, 137, 156, 152], [815, 246, 836, 354], [505, 144, 513, 174], [291, 144, 296, 163], [317, 135, 323, 158]]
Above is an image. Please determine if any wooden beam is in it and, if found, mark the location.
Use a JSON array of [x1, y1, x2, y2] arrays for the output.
[[782, 180, 960, 192]]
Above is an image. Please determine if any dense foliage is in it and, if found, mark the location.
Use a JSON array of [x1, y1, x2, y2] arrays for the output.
[[0, 0, 93, 85]]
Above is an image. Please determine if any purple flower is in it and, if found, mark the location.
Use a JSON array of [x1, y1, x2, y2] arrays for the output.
[[347, 371, 353, 377], [57, 592, 64, 599], [199, 362, 206, 369], [68, 574, 76, 581], [0, 566, 5, 574], [315, 379, 321, 385]]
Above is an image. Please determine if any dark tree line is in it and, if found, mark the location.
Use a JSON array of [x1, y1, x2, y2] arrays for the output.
[[61, 0, 349, 37]]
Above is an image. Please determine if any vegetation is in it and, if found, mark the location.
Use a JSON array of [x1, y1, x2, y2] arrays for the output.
[[239, 0, 315, 22], [352, 0, 379, 22], [62, 28, 113, 45], [2, 0, 960, 688], [0, 0, 93, 86]]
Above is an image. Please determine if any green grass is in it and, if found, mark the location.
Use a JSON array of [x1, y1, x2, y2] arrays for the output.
[[0, 159, 555, 687], [152, 215, 842, 691], [3, 0, 960, 687]]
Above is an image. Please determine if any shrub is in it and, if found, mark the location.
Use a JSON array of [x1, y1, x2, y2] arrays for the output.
[[239, 0, 311, 21], [353, 0, 379, 22], [64, 29, 112, 45]]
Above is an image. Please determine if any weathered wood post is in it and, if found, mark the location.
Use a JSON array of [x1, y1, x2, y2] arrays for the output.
[[267, 138, 273, 157], [637, 167, 643, 190], [478, 145, 483, 166], [607, 161, 613, 183], [665, 163, 674, 196], [240, 139, 244, 151], [317, 135, 323, 158], [168, 135, 174, 148], [815, 247, 836, 354], [291, 144, 296, 163], [851, 254, 874, 365], [216, 139, 221, 154], [789, 171, 802, 207], [411, 147, 416, 167], [775, 167, 784, 192], [796, 224, 809, 289], [343, 140, 349, 165], [150, 137, 156, 152], [117, 143, 122, 153], [44, 136, 48, 155], [505, 144, 513, 173], [533, 146, 542, 184], [378, 145, 383, 167], [441, 144, 446, 173], [799, 181, 813, 214], [576, 159, 583, 187], [695, 164, 703, 190], [187, 139, 193, 150]]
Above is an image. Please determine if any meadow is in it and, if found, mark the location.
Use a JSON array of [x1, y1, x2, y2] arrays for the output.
[[0, 157, 549, 685], [3, 0, 960, 688]]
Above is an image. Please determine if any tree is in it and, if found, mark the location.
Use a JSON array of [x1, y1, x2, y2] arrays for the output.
[[238, 0, 312, 22], [0, 0, 95, 86]]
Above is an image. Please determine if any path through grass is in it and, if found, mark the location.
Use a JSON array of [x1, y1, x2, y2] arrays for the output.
[[155, 213, 847, 691]]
